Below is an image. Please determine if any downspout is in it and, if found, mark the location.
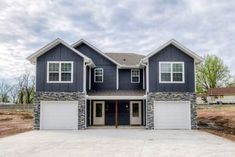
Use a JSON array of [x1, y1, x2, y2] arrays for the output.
[[83, 59, 94, 129]]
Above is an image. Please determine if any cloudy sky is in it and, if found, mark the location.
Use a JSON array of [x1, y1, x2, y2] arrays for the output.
[[0, 0, 234, 82]]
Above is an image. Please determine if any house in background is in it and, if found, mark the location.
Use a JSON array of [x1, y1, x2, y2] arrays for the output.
[[27, 38, 202, 130], [196, 93, 207, 104], [207, 87, 235, 104]]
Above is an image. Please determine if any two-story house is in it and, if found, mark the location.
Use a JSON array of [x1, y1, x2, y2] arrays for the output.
[[27, 38, 202, 130]]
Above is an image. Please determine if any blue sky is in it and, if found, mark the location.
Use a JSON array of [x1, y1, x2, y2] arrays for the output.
[[0, 0, 235, 82]]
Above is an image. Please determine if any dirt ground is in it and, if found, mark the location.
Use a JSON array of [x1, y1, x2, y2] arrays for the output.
[[197, 105, 235, 142], [0, 110, 33, 138]]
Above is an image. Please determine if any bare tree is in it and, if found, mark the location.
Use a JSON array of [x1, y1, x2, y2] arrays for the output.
[[10, 85, 19, 104], [0, 80, 12, 103], [17, 72, 35, 104]]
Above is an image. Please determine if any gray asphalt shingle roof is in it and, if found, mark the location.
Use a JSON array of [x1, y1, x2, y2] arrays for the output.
[[105, 53, 145, 66]]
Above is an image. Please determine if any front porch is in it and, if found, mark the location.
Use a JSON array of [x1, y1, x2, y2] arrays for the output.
[[86, 90, 146, 128], [86, 100, 146, 128]]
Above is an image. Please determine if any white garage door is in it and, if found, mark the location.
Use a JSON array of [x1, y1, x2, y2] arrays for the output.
[[40, 101, 78, 130], [154, 101, 191, 130]]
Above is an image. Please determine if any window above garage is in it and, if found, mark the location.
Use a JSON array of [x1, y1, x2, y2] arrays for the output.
[[159, 62, 184, 83], [47, 61, 73, 83]]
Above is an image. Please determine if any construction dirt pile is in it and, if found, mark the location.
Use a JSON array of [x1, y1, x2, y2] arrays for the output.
[[197, 105, 235, 141]]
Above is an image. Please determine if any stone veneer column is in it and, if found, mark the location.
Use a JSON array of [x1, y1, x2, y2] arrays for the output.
[[146, 92, 197, 129], [33, 92, 86, 130]]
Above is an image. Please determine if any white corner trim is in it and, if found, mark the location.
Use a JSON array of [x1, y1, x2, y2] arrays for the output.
[[72, 39, 121, 66], [94, 68, 103, 83], [159, 62, 185, 84], [131, 69, 140, 83], [142, 39, 203, 64], [89, 66, 91, 90], [146, 60, 149, 92], [47, 61, 73, 83], [83, 60, 86, 92]]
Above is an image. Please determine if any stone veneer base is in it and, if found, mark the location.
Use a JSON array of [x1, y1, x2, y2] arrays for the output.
[[146, 92, 197, 130], [34, 92, 85, 130]]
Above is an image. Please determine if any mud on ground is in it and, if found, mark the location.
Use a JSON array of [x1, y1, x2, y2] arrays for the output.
[[0, 110, 33, 138], [197, 105, 235, 142]]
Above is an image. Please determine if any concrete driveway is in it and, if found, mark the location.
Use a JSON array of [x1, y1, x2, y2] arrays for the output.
[[0, 129, 235, 157]]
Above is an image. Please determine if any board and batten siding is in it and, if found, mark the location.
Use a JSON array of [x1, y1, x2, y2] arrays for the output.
[[36, 44, 84, 92], [75, 43, 117, 90], [118, 69, 143, 90], [149, 44, 195, 92]]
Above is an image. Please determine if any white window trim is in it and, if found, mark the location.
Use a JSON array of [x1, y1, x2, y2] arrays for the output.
[[94, 68, 103, 83], [159, 62, 185, 83], [47, 61, 73, 83], [131, 69, 140, 83]]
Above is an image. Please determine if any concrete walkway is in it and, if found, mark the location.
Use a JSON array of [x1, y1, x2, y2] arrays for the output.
[[0, 129, 235, 157]]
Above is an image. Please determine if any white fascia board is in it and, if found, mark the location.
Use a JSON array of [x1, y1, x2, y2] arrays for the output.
[[86, 95, 146, 100], [142, 39, 203, 64], [27, 38, 94, 66], [72, 39, 122, 66]]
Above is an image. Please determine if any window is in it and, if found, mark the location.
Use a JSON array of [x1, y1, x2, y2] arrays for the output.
[[159, 62, 184, 83], [132, 103, 139, 117], [131, 69, 140, 83], [96, 103, 103, 117], [47, 61, 73, 83], [94, 68, 103, 83]]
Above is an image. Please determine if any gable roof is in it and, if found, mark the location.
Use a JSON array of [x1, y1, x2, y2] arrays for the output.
[[208, 87, 235, 96], [105, 53, 145, 67], [27, 38, 94, 65], [141, 39, 203, 64], [72, 39, 121, 66]]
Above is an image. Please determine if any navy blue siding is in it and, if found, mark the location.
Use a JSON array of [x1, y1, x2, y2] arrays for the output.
[[119, 69, 143, 90], [149, 44, 195, 92], [75, 43, 117, 90], [143, 67, 146, 90], [36, 44, 84, 92], [105, 100, 115, 125]]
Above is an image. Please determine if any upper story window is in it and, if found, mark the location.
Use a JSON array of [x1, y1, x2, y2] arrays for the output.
[[131, 69, 140, 83], [94, 68, 103, 83], [159, 62, 184, 83], [47, 61, 73, 83]]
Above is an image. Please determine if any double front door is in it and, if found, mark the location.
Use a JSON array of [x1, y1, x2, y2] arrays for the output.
[[93, 101, 142, 126]]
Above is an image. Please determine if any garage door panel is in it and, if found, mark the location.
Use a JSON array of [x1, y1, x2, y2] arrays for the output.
[[40, 101, 78, 130], [154, 101, 191, 130]]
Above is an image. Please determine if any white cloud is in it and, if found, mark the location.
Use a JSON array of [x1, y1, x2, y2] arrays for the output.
[[0, 0, 235, 82]]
